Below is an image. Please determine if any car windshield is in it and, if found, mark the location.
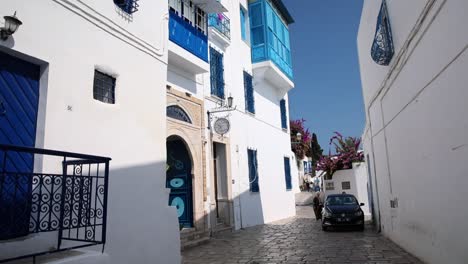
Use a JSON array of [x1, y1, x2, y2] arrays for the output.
[[326, 196, 358, 206]]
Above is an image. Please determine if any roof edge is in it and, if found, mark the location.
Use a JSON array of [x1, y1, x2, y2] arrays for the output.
[[270, 0, 295, 24]]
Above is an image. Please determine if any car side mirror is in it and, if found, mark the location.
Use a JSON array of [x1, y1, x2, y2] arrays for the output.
[[360, 203, 365, 206]]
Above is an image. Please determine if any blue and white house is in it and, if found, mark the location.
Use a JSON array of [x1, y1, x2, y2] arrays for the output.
[[0, 0, 297, 262]]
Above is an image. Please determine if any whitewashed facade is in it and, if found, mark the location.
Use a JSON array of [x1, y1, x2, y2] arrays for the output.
[[0, 0, 179, 263], [0, 0, 297, 262], [358, 0, 468, 263]]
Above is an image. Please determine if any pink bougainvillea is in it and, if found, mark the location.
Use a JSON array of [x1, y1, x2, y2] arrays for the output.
[[289, 119, 311, 159], [316, 132, 364, 179]]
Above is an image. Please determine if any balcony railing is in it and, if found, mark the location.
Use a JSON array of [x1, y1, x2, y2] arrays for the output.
[[169, 10, 208, 62], [208, 13, 230, 40], [0, 144, 111, 263]]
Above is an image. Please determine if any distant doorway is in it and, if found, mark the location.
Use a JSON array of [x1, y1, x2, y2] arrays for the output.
[[212, 142, 230, 226], [166, 137, 193, 228]]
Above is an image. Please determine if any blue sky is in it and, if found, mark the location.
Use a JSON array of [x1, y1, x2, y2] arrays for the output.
[[284, 0, 365, 153]]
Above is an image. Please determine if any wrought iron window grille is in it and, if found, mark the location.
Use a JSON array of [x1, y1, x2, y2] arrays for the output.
[[93, 70, 116, 104], [0, 144, 111, 263], [114, 0, 139, 14], [243, 71, 255, 114], [166, 105, 192, 124], [247, 149, 259, 192], [210, 47, 225, 99], [371, 0, 394, 66]]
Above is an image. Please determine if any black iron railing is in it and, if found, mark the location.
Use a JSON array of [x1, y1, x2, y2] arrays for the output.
[[0, 144, 111, 263]]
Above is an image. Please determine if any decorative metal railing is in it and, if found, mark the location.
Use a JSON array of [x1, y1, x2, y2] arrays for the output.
[[208, 13, 231, 40], [0, 144, 111, 263]]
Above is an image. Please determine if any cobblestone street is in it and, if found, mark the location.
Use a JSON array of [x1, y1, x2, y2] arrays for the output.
[[182, 206, 423, 264]]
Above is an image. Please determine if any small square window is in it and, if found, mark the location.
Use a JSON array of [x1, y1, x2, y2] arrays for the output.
[[325, 182, 334, 191], [93, 70, 116, 104], [342, 181, 351, 190]]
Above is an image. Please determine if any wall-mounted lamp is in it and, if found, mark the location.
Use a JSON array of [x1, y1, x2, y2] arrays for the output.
[[227, 95, 233, 108], [1, 12, 22, 41], [291, 132, 302, 145]]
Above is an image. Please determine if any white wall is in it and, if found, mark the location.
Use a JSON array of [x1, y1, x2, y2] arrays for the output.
[[358, 0, 468, 263], [0, 0, 180, 263]]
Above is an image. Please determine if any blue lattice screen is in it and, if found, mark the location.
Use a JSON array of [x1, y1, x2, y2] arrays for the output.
[[371, 0, 394, 65]]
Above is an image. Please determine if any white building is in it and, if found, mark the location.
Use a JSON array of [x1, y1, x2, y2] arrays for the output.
[[0, 0, 297, 262], [166, 0, 297, 235], [321, 163, 371, 220], [358, 0, 468, 263], [0, 0, 181, 263]]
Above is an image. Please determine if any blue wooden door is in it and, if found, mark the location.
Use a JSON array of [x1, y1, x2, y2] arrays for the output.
[[0, 52, 40, 239], [166, 140, 193, 228]]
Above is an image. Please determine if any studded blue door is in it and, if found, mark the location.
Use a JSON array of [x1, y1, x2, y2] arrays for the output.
[[0, 52, 40, 239], [166, 140, 193, 227]]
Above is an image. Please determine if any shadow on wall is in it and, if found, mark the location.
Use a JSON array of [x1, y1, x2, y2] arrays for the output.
[[0, 161, 182, 264], [234, 185, 265, 229], [253, 76, 284, 104]]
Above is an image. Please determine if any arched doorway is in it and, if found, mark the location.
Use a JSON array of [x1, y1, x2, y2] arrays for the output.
[[166, 137, 193, 228]]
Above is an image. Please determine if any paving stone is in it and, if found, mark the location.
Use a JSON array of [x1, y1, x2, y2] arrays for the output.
[[182, 206, 424, 264]]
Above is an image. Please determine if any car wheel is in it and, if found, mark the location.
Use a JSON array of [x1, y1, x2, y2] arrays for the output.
[[322, 225, 328, 231], [358, 224, 364, 231]]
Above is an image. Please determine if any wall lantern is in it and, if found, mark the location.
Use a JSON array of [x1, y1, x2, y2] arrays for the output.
[[1, 12, 22, 41], [296, 132, 302, 142], [227, 95, 234, 108], [207, 95, 237, 131], [291, 133, 302, 145]]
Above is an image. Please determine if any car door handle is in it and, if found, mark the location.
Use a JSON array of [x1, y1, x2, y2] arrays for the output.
[[0, 101, 6, 116]]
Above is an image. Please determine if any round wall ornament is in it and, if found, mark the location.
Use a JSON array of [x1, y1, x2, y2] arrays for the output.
[[213, 117, 230, 135]]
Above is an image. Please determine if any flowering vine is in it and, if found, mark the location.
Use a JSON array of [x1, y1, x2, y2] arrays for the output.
[[316, 132, 364, 179]]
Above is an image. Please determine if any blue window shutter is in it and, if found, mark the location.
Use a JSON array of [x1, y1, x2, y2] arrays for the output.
[[240, 7, 246, 40], [210, 47, 225, 98], [243, 71, 255, 114], [280, 99, 287, 129], [248, 149, 259, 192], [284, 157, 292, 190]]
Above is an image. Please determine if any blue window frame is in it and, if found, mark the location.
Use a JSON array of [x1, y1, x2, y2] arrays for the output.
[[280, 99, 287, 129], [243, 71, 255, 114], [113, 0, 139, 14], [248, 149, 259, 192], [240, 6, 247, 41], [284, 157, 292, 190], [210, 47, 225, 98]]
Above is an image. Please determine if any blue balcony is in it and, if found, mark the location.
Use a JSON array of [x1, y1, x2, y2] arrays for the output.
[[208, 13, 230, 40], [249, 0, 294, 81], [169, 10, 208, 62]]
